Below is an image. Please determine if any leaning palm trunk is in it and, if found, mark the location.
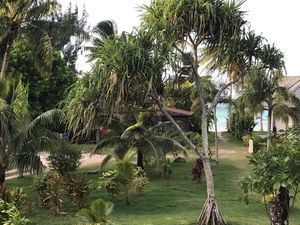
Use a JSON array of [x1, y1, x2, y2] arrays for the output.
[[0, 38, 14, 79]]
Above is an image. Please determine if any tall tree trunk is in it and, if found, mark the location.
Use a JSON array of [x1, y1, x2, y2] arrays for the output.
[[260, 111, 264, 132], [137, 149, 144, 169], [213, 107, 219, 164], [267, 108, 272, 150], [192, 46, 226, 224], [0, 38, 13, 79]]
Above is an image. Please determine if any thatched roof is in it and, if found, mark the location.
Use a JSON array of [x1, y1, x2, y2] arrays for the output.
[[164, 107, 193, 117]]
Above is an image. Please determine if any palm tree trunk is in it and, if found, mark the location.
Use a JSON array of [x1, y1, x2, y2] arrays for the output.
[[0, 164, 5, 196], [0, 37, 14, 79], [125, 186, 130, 204], [260, 111, 264, 132], [213, 107, 219, 164], [137, 149, 144, 169], [267, 108, 272, 150]]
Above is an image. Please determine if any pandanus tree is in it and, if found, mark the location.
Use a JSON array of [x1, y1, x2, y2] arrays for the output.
[[141, 1, 263, 224], [62, 10, 277, 224]]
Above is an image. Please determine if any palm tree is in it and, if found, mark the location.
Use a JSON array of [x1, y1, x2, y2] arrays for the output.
[[94, 112, 186, 170], [77, 198, 114, 225], [241, 68, 298, 149], [0, 0, 87, 78], [0, 78, 59, 189], [0, 0, 59, 78]]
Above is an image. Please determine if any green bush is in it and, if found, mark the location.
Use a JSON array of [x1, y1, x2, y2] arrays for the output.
[[132, 167, 149, 196], [48, 143, 81, 174], [98, 170, 120, 199], [6, 187, 26, 211], [161, 159, 173, 186], [0, 199, 29, 225]]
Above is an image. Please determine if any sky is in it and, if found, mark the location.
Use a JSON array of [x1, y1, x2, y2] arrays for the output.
[[60, 0, 300, 75]]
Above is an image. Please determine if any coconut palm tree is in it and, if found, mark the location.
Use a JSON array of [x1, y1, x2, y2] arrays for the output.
[[0, 78, 60, 189], [240, 67, 299, 149], [94, 112, 186, 170], [0, 0, 59, 78]]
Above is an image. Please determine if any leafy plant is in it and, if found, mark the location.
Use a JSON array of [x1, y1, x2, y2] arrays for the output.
[[161, 159, 173, 186], [132, 167, 149, 196], [6, 187, 26, 211], [241, 131, 300, 224], [98, 170, 120, 200], [77, 198, 114, 225], [192, 158, 204, 183], [48, 143, 81, 175], [0, 199, 29, 225], [64, 173, 90, 208]]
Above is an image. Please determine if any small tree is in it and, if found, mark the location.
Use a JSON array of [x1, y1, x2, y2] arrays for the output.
[[242, 127, 300, 224]]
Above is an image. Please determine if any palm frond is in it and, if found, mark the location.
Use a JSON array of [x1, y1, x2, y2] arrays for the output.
[[23, 23, 53, 76]]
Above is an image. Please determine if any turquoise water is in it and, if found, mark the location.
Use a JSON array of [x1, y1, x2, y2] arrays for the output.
[[210, 103, 268, 132]]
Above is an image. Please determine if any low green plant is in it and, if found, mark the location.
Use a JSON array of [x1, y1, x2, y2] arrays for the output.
[[161, 159, 173, 186], [0, 199, 29, 225], [132, 167, 149, 196], [48, 143, 81, 175], [6, 187, 26, 211], [99, 170, 120, 200], [64, 173, 90, 208], [77, 198, 114, 225]]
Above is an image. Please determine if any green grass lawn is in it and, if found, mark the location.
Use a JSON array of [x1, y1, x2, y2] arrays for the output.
[[6, 133, 300, 225]]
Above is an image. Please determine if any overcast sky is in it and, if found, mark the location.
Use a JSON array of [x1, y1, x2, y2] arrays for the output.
[[60, 0, 300, 75]]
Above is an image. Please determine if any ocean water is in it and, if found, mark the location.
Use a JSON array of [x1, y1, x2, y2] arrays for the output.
[[209, 103, 268, 132]]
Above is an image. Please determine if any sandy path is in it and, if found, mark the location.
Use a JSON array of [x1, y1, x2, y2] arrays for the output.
[[6, 153, 106, 180]]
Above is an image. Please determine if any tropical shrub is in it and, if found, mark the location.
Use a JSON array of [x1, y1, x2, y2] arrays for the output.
[[99, 170, 120, 200], [64, 173, 90, 208], [242, 133, 265, 152], [48, 143, 81, 175], [6, 187, 26, 211], [192, 158, 204, 183], [161, 159, 173, 185], [132, 167, 149, 196], [34, 171, 64, 215], [77, 198, 114, 225], [0, 199, 29, 225]]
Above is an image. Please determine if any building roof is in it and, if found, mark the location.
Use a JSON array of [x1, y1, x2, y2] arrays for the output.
[[164, 107, 193, 117], [280, 76, 300, 99]]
